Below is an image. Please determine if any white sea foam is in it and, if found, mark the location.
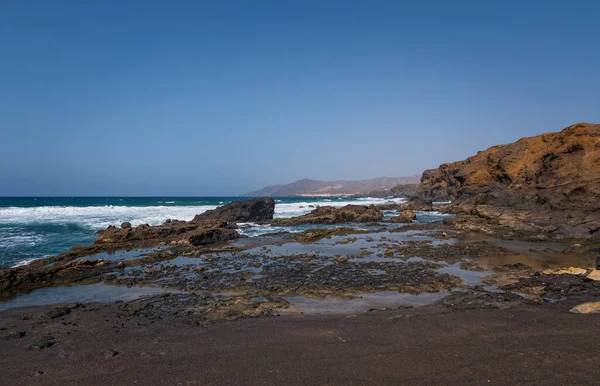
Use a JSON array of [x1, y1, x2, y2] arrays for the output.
[[11, 258, 39, 268], [237, 222, 302, 237], [0, 205, 218, 230], [0, 232, 45, 249]]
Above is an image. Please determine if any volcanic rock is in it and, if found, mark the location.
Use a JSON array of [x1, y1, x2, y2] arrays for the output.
[[570, 301, 600, 314], [416, 123, 600, 240], [95, 219, 239, 246], [273, 205, 383, 225], [193, 198, 275, 223], [390, 210, 417, 223], [542, 267, 587, 275]]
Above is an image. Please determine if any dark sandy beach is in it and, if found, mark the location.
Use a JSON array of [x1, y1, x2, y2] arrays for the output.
[[2, 298, 600, 385]]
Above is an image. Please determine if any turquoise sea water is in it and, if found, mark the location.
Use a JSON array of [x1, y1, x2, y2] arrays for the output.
[[0, 196, 440, 268]]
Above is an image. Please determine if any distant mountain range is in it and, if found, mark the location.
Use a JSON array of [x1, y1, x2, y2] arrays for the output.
[[243, 176, 421, 197]]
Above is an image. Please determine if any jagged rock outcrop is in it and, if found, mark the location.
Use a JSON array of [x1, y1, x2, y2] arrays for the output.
[[417, 123, 600, 240], [390, 210, 417, 223], [95, 219, 240, 246], [192, 198, 275, 223], [390, 184, 419, 198], [273, 205, 383, 225]]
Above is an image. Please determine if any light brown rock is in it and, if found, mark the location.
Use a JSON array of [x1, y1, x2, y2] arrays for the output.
[[569, 301, 600, 314], [543, 267, 587, 275], [585, 269, 600, 281]]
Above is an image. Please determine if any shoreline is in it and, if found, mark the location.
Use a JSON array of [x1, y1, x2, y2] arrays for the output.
[[1, 196, 599, 384]]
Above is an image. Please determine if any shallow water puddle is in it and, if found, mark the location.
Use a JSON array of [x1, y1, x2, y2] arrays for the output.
[[283, 291, 450, 314], [76, 247, 159, 262], [436, 263, 489, 286], [242, 230, 451, 259], [0, 282, 176, 311]]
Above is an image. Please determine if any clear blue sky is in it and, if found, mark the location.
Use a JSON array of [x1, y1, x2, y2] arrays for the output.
[[1, 0, 598, 196]]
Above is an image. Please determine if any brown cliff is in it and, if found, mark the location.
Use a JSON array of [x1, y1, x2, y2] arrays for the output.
[[417, 123, 600, 240]]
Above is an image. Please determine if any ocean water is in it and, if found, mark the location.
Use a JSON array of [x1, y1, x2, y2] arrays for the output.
[[0, 196, 418, 268]]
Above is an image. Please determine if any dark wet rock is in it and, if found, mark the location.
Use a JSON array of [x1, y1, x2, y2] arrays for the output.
[[188, 227, 241, 246], [103, 349, 119, 358], [0, 257, 113, 292], [44, 307, 71, 319], [493, 263, 531, 272], [274, 205, 383, 225], [502, 271, 600, 299], [2, 331, 26, 340], [294, 228, 375, 243], [28, 341, 56, 350], [440, 291, 525, 310], [390, 210, 416, 223], [117, 293, 285, 323], [416, 123, 600, 240], [95, 219, 240, 246], [121, 222, 132, 229], [193, 198, 275, 223]]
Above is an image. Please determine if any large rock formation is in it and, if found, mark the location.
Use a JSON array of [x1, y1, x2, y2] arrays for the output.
[[273, 204, 383, 225], [417, 123, 600, 240], [192, 198, 275, 223], [95, 219, 240, 246], [94, 198, 276, 247]]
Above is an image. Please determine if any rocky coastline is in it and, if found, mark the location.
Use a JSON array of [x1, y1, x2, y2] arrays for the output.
[[1, 123, 600, 384]]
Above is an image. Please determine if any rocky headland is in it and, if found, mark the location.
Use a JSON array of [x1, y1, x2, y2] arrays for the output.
[[413, 123, 600, 241]]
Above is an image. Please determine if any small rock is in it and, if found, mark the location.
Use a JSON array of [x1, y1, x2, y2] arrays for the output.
[[2, 331, 26, 340], [103, 349, 119, 358], [65, 303, 83, 310], [45, 307, 71, 319], [251, 262, 262, 268], [585, 269, 600, 282], [28, 341, 56, 350], [570, 243, 582, 248], [117, 261, 126, 269], [170, 241, 178, 245], [121, 222, 132, 229], [542, 267, 587, 275], [336, 256, 349, 264], [570, 301, 600, 314], [194, 265, 206, 272], [441, 232, 448, 238]]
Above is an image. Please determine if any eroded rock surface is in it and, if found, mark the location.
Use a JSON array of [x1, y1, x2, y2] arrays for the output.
[[390, 210, 417, 223], [96, 219, 240, 246], [416, 123, 600, 240], [273, 204, 383, 225], [192, 197, 275, 223]]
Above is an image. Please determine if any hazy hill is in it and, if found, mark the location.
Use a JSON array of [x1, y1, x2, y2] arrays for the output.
[[244, 176, 421, 197]]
